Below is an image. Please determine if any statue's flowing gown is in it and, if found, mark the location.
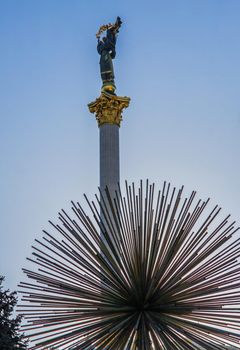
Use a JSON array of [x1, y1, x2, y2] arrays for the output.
[[97, 29, 116, 84]]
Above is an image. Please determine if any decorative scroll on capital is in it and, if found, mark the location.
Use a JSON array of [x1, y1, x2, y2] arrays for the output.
[[88, 92, 130, 127]]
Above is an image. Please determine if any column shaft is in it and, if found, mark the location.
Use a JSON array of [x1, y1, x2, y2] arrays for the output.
[[100, 124, 119, 197]]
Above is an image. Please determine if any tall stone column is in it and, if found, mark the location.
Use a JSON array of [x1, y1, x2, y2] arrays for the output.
[[100, 123, 119, 197], [88, 91, 130, 199]]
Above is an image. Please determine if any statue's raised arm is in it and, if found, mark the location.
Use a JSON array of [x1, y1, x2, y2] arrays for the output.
[[96, 17, 122, 94]]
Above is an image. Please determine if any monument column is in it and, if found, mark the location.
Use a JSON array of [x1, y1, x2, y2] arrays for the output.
[[100, 123, 119, 196], [88, 16, 130, 198], [88, 92, 130, 197]]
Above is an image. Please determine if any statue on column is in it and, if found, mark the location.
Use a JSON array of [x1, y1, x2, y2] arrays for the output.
[[96, 17, 122, 94], [89, 17, 130, 127]]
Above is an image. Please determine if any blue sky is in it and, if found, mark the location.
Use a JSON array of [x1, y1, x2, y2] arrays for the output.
[[1, 0, 240, 291]]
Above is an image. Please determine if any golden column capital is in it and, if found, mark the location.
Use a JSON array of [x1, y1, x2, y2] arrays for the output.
[[88, 92, 130, 127]]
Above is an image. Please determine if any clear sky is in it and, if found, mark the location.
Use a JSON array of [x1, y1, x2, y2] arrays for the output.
[[1, 0, 240, 291]]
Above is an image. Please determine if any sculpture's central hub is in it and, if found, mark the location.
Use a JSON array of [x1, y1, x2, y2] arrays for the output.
[[136, 302, 149, 312]]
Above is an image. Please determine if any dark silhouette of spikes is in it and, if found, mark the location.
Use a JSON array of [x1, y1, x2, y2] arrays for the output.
[[19, 181, 240, 349]]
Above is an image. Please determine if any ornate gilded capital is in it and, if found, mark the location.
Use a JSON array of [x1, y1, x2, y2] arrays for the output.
[[88, 92, 130, 127]]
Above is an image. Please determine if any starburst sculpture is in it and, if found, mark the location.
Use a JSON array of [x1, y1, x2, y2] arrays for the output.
[[19, 181, 240, 349]]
